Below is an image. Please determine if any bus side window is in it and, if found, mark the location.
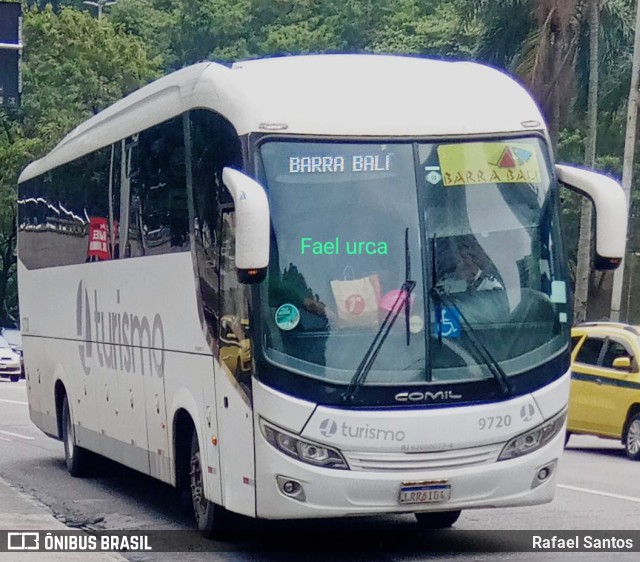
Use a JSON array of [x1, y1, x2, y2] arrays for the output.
[[126, 117, 189, 258], [219, 211, 251, 392], [188, 109, 242, 344], [18, 146, 112, 269], [108, 143, 121, 260]]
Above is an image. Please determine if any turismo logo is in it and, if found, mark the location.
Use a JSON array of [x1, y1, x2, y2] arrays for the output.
[[318, 418, 405, 442], [520, 403, 536, 422], [76, 281, 165, 378], [319, 418, 337, 438]]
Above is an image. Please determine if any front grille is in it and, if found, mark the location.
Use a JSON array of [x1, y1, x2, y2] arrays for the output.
[[344, 443, 502, 472]]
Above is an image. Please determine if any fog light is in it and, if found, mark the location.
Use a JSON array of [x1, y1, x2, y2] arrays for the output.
[[276, 475, 306, 502], [531, 460, 557, 489]]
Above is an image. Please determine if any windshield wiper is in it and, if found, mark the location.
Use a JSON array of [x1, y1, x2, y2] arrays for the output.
[[404, 227, 412, 346], [342, 229, 416, 403], [430, 284, 512, 397], [431, 234, 443, 346]]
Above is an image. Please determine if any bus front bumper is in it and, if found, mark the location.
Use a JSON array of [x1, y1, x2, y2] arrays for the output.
[[254, 428, 564, 519]]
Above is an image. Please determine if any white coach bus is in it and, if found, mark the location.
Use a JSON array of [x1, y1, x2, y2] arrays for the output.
[[17, 55, 626, 535]]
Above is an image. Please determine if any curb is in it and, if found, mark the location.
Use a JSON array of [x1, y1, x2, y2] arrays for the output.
[[0, 475, 128, 561]]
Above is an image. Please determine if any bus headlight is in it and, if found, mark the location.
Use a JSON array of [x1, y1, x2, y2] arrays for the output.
[[498, 410, 566, 461], [260, 419, 349, 470]]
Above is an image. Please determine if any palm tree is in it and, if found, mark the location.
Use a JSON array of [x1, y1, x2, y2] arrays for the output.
[[470, 0, 634, 139], [470, 0, 633, 322], [574, 0, 600, 323], [470, 0, 580, 146]]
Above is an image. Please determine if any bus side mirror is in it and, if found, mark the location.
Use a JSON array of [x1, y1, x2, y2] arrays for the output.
[[556, 165, 627, 270], [222, 168, 270, 284]]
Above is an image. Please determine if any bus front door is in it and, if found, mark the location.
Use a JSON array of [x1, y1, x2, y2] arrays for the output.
[[214, 211, 256, 517]]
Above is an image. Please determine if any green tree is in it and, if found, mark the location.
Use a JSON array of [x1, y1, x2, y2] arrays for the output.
[[369, 0, 480, 57], [168, 0, 252, 64], [469, 0, 581, 145], [0, 5, 161, 323], [110, 0, 179, 68]]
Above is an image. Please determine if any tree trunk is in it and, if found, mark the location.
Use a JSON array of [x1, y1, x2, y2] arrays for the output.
[[611, 0, 640, 321], [573, 0, 600, 323]]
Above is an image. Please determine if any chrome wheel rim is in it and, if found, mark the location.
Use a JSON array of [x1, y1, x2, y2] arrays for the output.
[[627, 420, 640, 455]]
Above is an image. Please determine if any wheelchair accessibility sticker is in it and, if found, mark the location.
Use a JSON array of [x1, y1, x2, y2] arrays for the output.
[[433, 307, 462, 338]]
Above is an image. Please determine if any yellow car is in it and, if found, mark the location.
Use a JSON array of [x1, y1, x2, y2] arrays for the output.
[[567, 322, 640, 460]]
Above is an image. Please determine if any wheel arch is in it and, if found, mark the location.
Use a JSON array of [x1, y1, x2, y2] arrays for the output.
[[621, 403, 640, 442], [173, 407, 197, 491], [54, 379, 68, 441]]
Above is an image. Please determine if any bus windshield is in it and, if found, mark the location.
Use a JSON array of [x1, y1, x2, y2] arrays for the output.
[[257, 138, 569, 397]]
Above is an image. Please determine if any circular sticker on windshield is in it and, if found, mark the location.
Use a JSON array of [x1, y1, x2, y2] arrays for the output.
[[275, 304, 300, 331]]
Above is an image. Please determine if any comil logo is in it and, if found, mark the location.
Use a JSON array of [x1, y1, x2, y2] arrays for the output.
[[319, 418, 337, 438], [76, 281, 166, 378], [395, 390, 462, 403]]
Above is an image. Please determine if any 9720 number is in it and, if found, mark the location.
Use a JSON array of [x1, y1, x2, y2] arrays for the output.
[[478, 415, 511, 430]]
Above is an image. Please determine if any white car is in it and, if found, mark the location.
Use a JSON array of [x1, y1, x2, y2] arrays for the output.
[[0, 335, 22, 382], [1, 328, 23, 377]]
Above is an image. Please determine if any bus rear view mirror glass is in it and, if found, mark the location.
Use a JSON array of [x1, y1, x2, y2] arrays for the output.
[[556, 165, 627, 271], [222, 168, 270, 283]]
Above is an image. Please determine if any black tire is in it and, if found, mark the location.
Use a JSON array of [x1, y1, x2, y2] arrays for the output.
[[190, 431, 234, 539], [414, 510, 461, 529], [10, 376, 19, 382], [61, 395, 92, 477], [624, 413, 640, 461], [564, 431, 571, 447]]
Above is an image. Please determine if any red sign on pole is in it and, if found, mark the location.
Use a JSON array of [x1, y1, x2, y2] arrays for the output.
[[88, 217, 110, 261]]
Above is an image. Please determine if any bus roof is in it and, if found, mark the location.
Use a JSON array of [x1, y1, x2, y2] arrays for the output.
[[19, 54, 546, 182]]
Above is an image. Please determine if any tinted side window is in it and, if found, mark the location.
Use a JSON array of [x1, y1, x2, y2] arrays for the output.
[[219, 211, 251, 394], [575, 337, 604, 366], [189, 109, 242, 341], [571, 336, 583, 352], [127, 117, 188, 257], [18, 146, 113, 269], [18, 175, 47, 269]]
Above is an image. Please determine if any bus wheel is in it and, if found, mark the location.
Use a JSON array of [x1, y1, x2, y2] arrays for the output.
[[10, 376, 19, 382], [61, 395, 92, 477], [414, 510, 461, 529], [625, 414, 640, 461], [190, 432, 231, 538]]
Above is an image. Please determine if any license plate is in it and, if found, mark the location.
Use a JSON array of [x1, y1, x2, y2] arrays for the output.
[[399, 481, 451, 504]]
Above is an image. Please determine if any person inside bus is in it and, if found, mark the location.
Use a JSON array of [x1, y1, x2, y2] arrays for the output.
[[436, 237, 503, 294]]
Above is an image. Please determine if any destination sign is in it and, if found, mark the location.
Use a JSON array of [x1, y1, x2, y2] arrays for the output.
[[288, 153, 393, 174], [260, 142, 411, 184]]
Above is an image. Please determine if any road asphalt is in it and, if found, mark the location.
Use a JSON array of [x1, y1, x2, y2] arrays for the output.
[[0, 475, 126, 561]]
